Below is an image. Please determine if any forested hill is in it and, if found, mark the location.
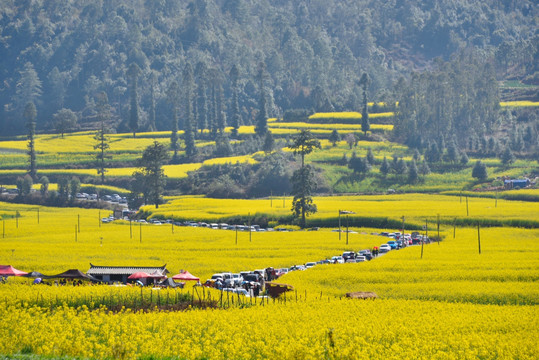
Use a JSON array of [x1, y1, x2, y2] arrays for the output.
[[0, 0, 537, 135]]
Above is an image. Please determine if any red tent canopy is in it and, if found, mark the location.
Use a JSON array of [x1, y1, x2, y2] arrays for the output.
[[0, 265, 28, 276], [172, 270, 199, 281]]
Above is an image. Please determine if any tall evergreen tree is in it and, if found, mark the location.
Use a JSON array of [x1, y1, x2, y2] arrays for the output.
[[289, 130, 321, 228], [14, 62, 42, 119], [255, 62, 268, 137], [446, 139, 460, 163], [380, 156, 390, 177], [148, 72, 157, 132], [24, 102, 37, 180], [359, 73, 370, 135], [329, 129, 341, 146], [183, 63, 197, 158], [501, 146, 515, 165], [167, 81, 180, 160], [216, 81, 226, 133], [195, 61, 208, 135], [127, 63, 141, 138], [472, 160, 488, 181], [366, 148, 375, 165], [348, 154, 371, 175], [134, 141, 170, 208], [263, 132, 275, 153], [408, 159, 419, 183], [94, 91, 111, 184], [229, 64, 241, 138]]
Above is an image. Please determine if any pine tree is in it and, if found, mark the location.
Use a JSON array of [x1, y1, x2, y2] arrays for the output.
[[14, 62, 42, 118], [148, 73, 157, 132], [501, 146, 515, 165], [183, 63, 197, 158], [446, 140, 460, 163], [460, 152, 469, 165], [329, 129, 340, 146], [472, 160, 488, 181], [94, 92, 111, 184], [255, 62, 268, 137], [408, 159, 419, 183], [380, 156, 390, 177], [396, 158, 408, 174], [229, 65, 241, 138], [196, 62, 208, 135], [348, 154, 371, 175], [167, 81, 180, 160], [263, 132, 274, 153], [127, 63, 141, 138], [135, 141, 170, 208], [366, 148, 375, 165], [359, 73, 370, 135], [290, 130, 321, 228], [419, 160, 431, 175], [24, 102, 37, 180]]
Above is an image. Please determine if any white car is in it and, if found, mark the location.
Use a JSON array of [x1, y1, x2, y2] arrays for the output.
[[305, 262, 317, 269], [331, 256, 345, 264], [379, 244, 391, 253]]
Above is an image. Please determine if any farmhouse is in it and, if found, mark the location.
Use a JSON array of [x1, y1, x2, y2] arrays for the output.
[[504, 178, 531, 189], [86, 264, 169, 284]]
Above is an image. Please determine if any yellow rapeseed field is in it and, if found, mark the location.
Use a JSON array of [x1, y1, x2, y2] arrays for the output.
[[0, 199, 537, 359], [308, 111, 395, 120], [500, 101, 539, 107], [143, 193, 539, 227]]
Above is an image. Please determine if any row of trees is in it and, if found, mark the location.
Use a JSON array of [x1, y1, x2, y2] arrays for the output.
[[13, 174, 82, 206]]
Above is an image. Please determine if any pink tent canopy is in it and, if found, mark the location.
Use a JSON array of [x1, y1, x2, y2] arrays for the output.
[[0, 265, 28, 276], [128, 271, 166, 280], [127, 272, 151, 280], [172, 270, 199, 281]]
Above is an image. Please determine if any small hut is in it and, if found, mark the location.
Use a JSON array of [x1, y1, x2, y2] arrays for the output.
[[86, 264, 169, 284]]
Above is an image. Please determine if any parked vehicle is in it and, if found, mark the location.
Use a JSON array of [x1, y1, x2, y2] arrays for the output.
[[231, 273, 243, 286], [379, 244, 391, 253], [224, 288, 250, 297], [342, 251, 356, 260], [387, 240, 398, 249], [305, 262, 317, 269], [330, 256, 345, 264], [276, 268, 289, 277], [358, 249, 373, 259], [289, 265, 306, 271]]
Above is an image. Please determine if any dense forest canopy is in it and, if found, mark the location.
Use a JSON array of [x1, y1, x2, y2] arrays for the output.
[[0, 0, 537, 136]]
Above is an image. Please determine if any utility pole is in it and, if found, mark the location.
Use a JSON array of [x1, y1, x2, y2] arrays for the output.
[[401, 216, 405, 247], [437, 214, 440, 245], [346, 214, 349, 245], [477, 223, 481, 254], [338, 210, 341, 241]]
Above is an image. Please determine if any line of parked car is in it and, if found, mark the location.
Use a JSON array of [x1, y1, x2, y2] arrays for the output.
[[202, 232, 431, 297]]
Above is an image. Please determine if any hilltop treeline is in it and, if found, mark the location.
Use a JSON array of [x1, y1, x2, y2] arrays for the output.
[[0, 0, 537, 136]]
